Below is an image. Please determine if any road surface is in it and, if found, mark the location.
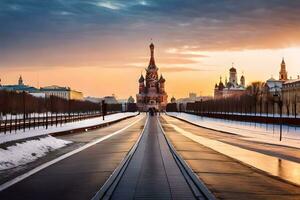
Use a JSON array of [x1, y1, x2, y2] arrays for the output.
[[2, 113, 300, 200], [0, 115, 145, 199], [161, 114, 300, 199]]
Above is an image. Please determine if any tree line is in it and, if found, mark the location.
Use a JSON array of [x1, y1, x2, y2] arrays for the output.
[[0, 90, 122, 116], [167, 81, 298, 118]]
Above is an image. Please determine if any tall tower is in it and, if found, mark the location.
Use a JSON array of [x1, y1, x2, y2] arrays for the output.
[[145, 43, 159, 91], [279, 58, 288, 81], [240, 75, 245, 87], [229, 67, 237, 86], [139, 74, 145, 93], [159, 74, 166, 93], [136, 42, 168, 111], [18, 75, 24, 85]]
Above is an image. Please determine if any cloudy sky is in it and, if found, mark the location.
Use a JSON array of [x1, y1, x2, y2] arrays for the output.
[[1, 0, 300, 98]]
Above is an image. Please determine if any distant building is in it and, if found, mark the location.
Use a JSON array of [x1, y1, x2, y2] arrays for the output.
[[170, 96, 176, 103], [85, 95, 118, 104], [0, 75, 39, 93], [264, 77, 283, 95], [263, 58, 293, 97], [136, 43, 168, 111], [176, 93, 212, 104], [262, 58, 300, 115], [127, 96, 135, 103], [85, 96, 102, 103], [214, 66, 246, 99], [281, 77, 300, 115], [102, 96, 118, 104], [40, 85, 83, 100]]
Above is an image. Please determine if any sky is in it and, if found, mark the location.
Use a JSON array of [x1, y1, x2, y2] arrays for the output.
[[1, 0, 300, 99]]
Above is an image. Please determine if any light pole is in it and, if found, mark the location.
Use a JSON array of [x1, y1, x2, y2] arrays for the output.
[[23, 91, 26, 132], [101, 100, 107, 120], [273, 89, 283, 141]]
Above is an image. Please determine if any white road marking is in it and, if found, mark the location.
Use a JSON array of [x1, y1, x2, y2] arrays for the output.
[[0, 116, 144, 192]]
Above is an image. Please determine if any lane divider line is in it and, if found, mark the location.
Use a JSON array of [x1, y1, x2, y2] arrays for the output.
[[0, 116, 144, 192]]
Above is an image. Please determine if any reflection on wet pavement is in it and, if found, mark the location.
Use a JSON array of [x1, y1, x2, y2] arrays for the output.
[[167, 123, 300, 186]]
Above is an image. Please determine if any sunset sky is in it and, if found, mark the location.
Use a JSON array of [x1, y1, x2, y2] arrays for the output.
[[1, 0, 300, 99]]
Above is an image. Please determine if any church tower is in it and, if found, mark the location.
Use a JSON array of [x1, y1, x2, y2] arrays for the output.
[[229, 67, 237, 86], [139, 74, 145, 94], [279, 58, 288, 81], [136, 43, 168, 111], [240, 75, 245, 87], [18, 75, 24, 85]]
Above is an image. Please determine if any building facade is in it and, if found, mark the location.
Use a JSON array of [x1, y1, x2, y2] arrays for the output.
[[262, 58, 300, 115], [282, 79, 300, 115], [40, 85, 83, 100], [136, 43, 168, 111], [214, 67, 246, 99]]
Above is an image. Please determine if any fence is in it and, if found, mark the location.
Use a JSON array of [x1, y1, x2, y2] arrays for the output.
[[0, 90, 138, 133]]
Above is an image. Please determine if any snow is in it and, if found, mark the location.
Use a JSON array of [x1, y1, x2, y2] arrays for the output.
[[167, 112, 300, 148], [0, 112, 138, 144], [0, 136, 71, 170]]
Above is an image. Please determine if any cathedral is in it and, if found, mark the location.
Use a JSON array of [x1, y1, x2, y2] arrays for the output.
[[214, 66, 246, 99], [136, 43, 168, 111]]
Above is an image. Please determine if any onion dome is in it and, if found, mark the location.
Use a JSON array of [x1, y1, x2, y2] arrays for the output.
[[139, 74, 145, 83], [229, 67, 236, 72], [218, 82, 225, 90], [150, 43, 154, 49], [170, 96, 176, 103], [159, 74, 165, 83]]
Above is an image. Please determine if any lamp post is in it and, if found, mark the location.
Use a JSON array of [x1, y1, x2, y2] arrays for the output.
[[22, 91, 26, 132], [101, 100, 107, 120], [273, 88, 283, 141]]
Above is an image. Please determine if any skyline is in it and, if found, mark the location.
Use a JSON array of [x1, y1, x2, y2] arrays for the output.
[[1, 0, 300, 98]]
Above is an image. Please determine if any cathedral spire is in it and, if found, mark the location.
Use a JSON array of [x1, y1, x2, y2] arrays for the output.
[[279, 57, 288, 81], [148, 43, 156, 69]]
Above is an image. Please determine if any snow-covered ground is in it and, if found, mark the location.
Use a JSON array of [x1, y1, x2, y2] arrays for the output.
[[0, 112, 99, 120], [167, 112, 300, 148], [0, 112, 138, 144], [0, 136, 71, 170]]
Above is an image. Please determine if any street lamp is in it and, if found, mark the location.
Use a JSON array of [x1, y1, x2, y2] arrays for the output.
[[273, 88, 283, 141]]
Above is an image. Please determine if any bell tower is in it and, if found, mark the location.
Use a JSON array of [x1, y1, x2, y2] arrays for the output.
[[279, 58, 288, 81]]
